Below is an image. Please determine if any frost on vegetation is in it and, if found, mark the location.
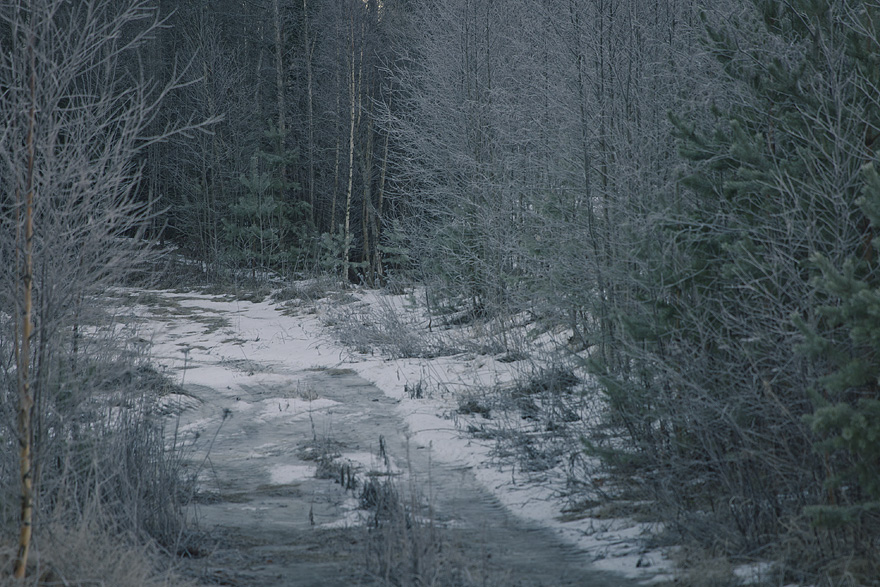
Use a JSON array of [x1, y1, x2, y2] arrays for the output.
[[307, 283, 674, 580], [451, 364, 598, 479], [318, 287, 552, 362], [322, 294, 457, 359], [271, 275, 343, 305]]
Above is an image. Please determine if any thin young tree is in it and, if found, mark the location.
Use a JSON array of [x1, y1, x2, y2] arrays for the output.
[[0, 0, 210, 577]]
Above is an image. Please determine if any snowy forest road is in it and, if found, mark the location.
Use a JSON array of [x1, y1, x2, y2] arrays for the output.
[[133, 290, 645, 586]]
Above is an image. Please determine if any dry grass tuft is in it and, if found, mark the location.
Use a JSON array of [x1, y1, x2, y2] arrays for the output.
[[361, 476, 506, 587], [671, 548, 738, 587], [0, 522, 194, 587]]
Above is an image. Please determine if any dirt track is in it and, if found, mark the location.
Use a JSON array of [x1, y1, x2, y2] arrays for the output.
[[139, 292, 644, 586]]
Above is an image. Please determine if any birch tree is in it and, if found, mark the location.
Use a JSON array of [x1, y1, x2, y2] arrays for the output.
[[311, 0, 396, 281], [0, 0, 207, 576]]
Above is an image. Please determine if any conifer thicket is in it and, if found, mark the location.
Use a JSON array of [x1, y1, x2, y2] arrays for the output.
[[586, 0, 880, 572]]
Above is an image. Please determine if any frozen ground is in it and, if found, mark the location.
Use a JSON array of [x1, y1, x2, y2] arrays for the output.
[[120, 285, 674, 585]]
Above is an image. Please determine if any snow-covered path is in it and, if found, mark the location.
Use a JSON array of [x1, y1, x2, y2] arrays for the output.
[[126, 289, 661, 586]]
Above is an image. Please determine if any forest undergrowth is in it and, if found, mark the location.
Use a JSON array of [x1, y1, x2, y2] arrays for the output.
[[0, 298, 198, 586], [312, 277, 880, 587], [302, 424, 509, 587]]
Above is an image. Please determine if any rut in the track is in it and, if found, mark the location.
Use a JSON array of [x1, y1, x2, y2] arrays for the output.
[[173, 363, 641, 586]]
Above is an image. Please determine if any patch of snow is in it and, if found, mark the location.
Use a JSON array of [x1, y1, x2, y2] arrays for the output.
[[176, 417, 214, 436], [137, 285, 675, 584], [306, 288, 674, 583], [319, 497, 370, 528], [254, 397, 338, 422], [155, 393, 201, 414], [342, 451, 400, 475], [733, 562, 776, 585], [269, 464, 315, 485]]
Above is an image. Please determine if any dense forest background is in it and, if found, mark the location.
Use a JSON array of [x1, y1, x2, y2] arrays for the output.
[[2, 0, 880, 584]]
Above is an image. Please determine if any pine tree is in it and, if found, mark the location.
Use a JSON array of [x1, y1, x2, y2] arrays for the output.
[[222, 127, 314, 277], [798, 162, 880, 532], [600, 0, 880, 554]]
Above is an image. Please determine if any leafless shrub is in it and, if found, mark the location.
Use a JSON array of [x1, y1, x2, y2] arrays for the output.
[[0, 300, 199, 574], [324, 297, 455, 359], [511, 366, 580, 398], [0, 0, 216, 576], [273, 275, 345, 303], [770, 513, 880, 587]]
